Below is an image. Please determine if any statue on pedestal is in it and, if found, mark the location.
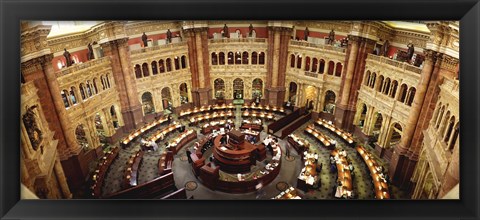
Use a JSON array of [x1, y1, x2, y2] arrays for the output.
[[249, 24, 254, 37], [304, 27, 309, 41], [23, 105, 43, 152], [166, 29, 172, 44], [223, 24, 229, 38], [63, 48, 73, 67], [141, 32, 148, 47], [87, 43, 94, 60], [407, 43, 415, 61], [328, 29, 335, 45], [381, 40, 390, 57]]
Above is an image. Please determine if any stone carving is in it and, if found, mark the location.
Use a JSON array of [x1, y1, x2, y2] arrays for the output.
[[222, 24, 229, 38], [87, 43, 95, 60], [381, 40, 390, 57], [142, 32, 148, 47], [23, 105, 43, 153], [63, 49, 73, 67], [166, 29, 172, 44], [249, 24, 254, 37], [328, 29, 335, 45], [304, 27, 309, 41], [407, 43, 415, 61]]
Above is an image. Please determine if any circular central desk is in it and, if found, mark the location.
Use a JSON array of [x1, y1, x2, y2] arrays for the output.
[[213, 134, 264, 173]]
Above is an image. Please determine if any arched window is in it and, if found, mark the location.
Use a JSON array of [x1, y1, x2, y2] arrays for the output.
[[406, 87, 416, 106], [179, 83, 189, 104], [439, 111, 451, 135], [174, 56, 180, 70], [181, 55, 187, 68], [166, 58, 172, 72], [311, 58, 318, 72], [390, 80, 398, 98], [141, 92, 155, 115], [214, 78, 225, 99], [304, 56, 311, 71], [70, 87, 77, 104], [327, 61, 335, 75], [323, 90, 336, 114], [252, 78, 263, 99], [110, 105, 119, 129], [227, 52, 234, 64], [376, 75, 384, 92], [319, 59, 325, 73], [233, 78, 244, 99], [448, 122, 459, 150], [235, 51, 241, 64], [159, 59, 165, 73], [383, 78, 391, 95], [211, 52, 218, 65], [134, 64, 142, 79], [364, 71, 371, 86], [388, 123, 403, 148], [296, 55, 302, 69], [92, 78, 99, 94], [444, 116, 455, 143], [100, 76, 106, 90], [151, 61, 158, 75], [370, 73, 376, 88], [106, 74, 111, 88], [61, 90, 70, 108], [142, 63, 149, 77], [436, 106, 445, 129], [75, 124, 88, 150], [79, 83, 86, 100], [252, 52, 258, 65], [398, 84, 408, 102], [258, 52, 265, 64], [290, 54, 295, 68], [161, 87, 172, 109], [335, 63, 343, 77], [242, 51, 249, 64], [86, 81, 92, 97], [219, 52, 225, 65]]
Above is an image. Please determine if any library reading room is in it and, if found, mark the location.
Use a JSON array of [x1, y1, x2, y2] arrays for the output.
[[20, 20, 459, 200]]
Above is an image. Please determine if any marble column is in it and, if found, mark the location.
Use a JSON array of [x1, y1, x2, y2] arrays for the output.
[[265, 26, 291, 106], [54, 157, 72, 199]]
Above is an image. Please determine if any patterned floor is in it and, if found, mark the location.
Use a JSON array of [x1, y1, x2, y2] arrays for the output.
[[99, 109, 409, 199]]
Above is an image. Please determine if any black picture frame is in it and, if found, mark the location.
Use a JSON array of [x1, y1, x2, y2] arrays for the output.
[[1, 0, 479, 219]]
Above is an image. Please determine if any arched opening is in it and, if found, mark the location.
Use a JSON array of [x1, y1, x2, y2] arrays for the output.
[[233, 78, 244, 99], [372, 113, 383, 141], [436, 106, 445, 129], [219, 52, 225, 65], [296, 55, 302, 69], [61, 90, 70, 108], [134, 64, 142, 78], [166, 58, 172, 72], [86, 81, 92, 97], [388, 123, 403, 148], [358, 104, 367, 127], [79, 83, 86, 100], [444, 116, 455, 143], [227, 52, 234, 64], [105, 74, 111, 88], [159, 59, 165, 73], [323, 90, 336, 114], [100, 76, 106, 90], [304, 56, 311, 71], [335, 63, 342, 77], [290, 54, 295, 68], [448, 122, 459, 150], [258, 52, 265, 64], [181, 56, 187, 68], [376, 75, 384, 92], [75, 124, 89, 150], [179, 83, 189, 104], [235, 51, 241, 64], [69, 87, 77, 104], [214, 78, 225, 99], [398, 84, 408, 102], [383, 78, 391, 95], [327, 61, 335, 75], [390, 80, 398, 98], [142, 63, 149, 77], [252, 52, 258, 65], [311, 58, 318, 72], [151, 61, 158, 75], [94, 113, 107, 147], [110, 105, 119, 129], [439, 111, 451, 135], [319, 59, 325, 73], [370, 72, 376, 88], [161, 87, 172, 110], [174, 56, 180, 70], [242, 51, 249, 64], [211, 52, 218, 65], [252, 78, 263, 101], [304, 85, 317, 110], [141, 92, 155, 115], [288, 82, 297, 105], [364, 71, 371, 86], [92, 78, 99, 94], [406, 87, 416, 106]]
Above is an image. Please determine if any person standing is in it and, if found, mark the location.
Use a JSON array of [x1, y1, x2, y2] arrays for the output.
[[166, 29, 172, 44], [141, 32, 148, 47]]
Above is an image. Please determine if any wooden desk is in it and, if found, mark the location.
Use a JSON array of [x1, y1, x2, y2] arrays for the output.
[[242, 110, 275, 121], [331, 150, 353, 198], [123, 150, 144, 188], [91, 147, 120, 198], [241, 104, 286, 114], [287, 134, 309, 158], [304, 124, 335, 149], [166, 130, 197, 154], [315, 119, 354, 145], [356, 146, 390, 199], [158, 151, 174, 176], [121, 117, 168, 148], [179, 104, 235, 118], [148, 122, 182, 143], [200, 119, 234, 135], [273, 187, 302, 199], [189, 111, 234, 125], [297, 154, 319, 192]]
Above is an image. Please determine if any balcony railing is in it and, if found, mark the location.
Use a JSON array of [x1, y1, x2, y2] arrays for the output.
[[367, 54, 422, 74], [130, 41, 188, 55], [56, 57, 111, 77], [209, 38, 267, 44], [290, 40, 346, 53]]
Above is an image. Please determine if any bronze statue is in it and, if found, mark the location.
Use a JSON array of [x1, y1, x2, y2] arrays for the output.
[[249, 24, 254, 37], [141, 32, 148, 47], [63, 48, 73, 67], [87, 43, 94, 60], [407, 43, 415, 61], [223, 24, 229, 38], [304, 27, 309, 41], [381, 40, 390, 57], [166, 29, 172, 44], [23, 105, 43, 151], [328, 29, 335, 45]]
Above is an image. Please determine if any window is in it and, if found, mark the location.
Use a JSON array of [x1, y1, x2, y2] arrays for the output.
[[181, 55, 187, 68], [142, 63, 149, 77], [228, 52, 234, 65], [258, 52, 265, 64], [211, 53, 218, 65], [335, 63, 342, 77], [252, 52, 258, 65], [134, 64, 142, 78], [151, 61, 158, 75], [242, 51, 249, 64], [327, 61, 335, 75], [166, 58, 172, 72]]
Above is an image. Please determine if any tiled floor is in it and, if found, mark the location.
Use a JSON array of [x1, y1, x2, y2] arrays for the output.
[[100, 109, 409, 199]]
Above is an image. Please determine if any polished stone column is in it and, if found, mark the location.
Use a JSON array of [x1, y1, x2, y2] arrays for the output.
[[101, 38, 144, 131], [54, 156, 73, 199]]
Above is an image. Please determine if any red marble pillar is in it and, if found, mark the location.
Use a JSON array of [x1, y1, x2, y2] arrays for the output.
[[265, 27, 291, 106], [185, 27, 212, 106], [101, 38, 144, 131]]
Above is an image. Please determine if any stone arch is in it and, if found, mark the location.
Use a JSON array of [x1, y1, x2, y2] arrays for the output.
[[141, 92, 155, 115], [211, 52, 218, 65], [233, 78, 244, 99], [288, 82, 298, 104], [179, 83, 189, 104], [219, 52, 225, 65], [406, 87, 416, 106], [158, 59, 165, 73], [327, 61, 335, 75], [142, 63, 149, 77], [335, 62, 342, 77], [75, 124, 89, 150], [364, 70, 371, 86], [151, 61, 158, 75], [252, 78, 263, 100], [161, 87, 173, 109], [387, 122, 403, 148], [214, 78, 226, 99], [323, 90, 336, 114]]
